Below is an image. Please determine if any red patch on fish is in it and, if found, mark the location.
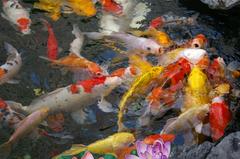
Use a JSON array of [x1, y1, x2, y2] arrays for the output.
[[77, 76, 107, 93], [111, 68, 126, 77], [149, 17, 164, 29], [42, 20, 58, 60], [144, 134, 175, 145], [209, 98, 231, 141], [17, 18, 30, 31], [0, 99, 7, 109], [100, 0, 123, 15], [70, 84, 79, 94]]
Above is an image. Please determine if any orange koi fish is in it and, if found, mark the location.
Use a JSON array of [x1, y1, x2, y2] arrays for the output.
[[2, 0, 31, 34], [99, 0, 123, 15], [209, 96, 231, 141], [41, 19, 58, 60], [144, 134, 175, 145]]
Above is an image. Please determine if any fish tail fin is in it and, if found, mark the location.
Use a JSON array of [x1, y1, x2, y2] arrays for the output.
[[0, 141, 12, 159], [4, 42, 18, 55]]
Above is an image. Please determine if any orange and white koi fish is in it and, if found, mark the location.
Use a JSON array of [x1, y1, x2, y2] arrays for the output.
[[99, 0, 123, 15], [0, 42, 22, 85], [0, 99, 24, 130], [111, 66, 138, 83], [209, 96, 231, 141], [0, 107, 49, 159], [18, 76, 122, 125], [1, 0, 31, 34], [161, 104, 210, 145]]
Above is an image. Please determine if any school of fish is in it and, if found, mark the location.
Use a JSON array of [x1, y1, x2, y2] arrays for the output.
[[0, 0, 239, 159]]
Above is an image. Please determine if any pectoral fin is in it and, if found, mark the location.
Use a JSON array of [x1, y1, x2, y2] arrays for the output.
[[97, 97, 115, 113], [71, 108, 96, 125]]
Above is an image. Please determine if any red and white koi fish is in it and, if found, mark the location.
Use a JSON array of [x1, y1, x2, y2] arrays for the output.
[[1, 0, 31, 34], [0, 99, 24, 130], [41, 19, 58, 60], [18, 76, 122, 124], [0, 42, 22, 85], [209, 96, 231, 141], [149, 13, 199, 29], [0, 107, 49, 159]]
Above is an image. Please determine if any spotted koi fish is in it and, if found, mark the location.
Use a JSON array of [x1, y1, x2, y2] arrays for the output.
[[1, 0, 31, 34], [17, 76, 122, 125], [0, 42, 22, 85]]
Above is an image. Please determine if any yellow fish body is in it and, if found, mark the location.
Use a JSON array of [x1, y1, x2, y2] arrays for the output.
[[34, 0, 62, 21], [117, 66, 164, 131], [53, 132, 135, 158], [65, 0, 97, 17], [182, 67, 210, 112], [128, 54, 153, 73]]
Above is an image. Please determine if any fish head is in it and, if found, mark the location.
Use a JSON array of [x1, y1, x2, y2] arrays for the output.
[[3, 0, 22, 9], [113, 132, 135, 149], [141, 39, 161, 55], [191, 34, 208, 49], [17, 17, 31, 34]]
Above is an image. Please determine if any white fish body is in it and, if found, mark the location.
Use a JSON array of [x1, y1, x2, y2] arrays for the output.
[[22, 76, 122, 124], [1, 0, 31, 34], [0, 42, 22, 85]]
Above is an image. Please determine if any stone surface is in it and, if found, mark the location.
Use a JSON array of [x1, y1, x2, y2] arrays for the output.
[[200, 0, 240, 9], [206, 132, 240, 159]]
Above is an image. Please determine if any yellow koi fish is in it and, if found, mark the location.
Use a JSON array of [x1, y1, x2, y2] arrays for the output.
[[53, 132, 135, 159], [182, 67, 210, 112], [117, 66, 164, 131], [128, 54, 153, 73], [34, 0, 62, 21]]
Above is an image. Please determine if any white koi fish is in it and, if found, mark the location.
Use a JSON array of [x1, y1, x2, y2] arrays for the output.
[[17, 76, 122, 124], [1, 0, 31, 34], [0, 42, 22, 85]]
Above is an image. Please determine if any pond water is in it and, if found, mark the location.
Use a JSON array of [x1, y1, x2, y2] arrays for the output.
[[0, 0, 240, 158]]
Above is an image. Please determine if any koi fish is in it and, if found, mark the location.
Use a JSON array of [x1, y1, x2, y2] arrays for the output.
[[130, 28, 173, 48], [161, 104, 210, 145], [99, 0, 123, 15], [53, 132, 135, 159], [182, 67, 210, 112], [158, 48, 207, 67], [33, 0, 62, 21], [150, 13, 199, 29], [139, 58, 191, 127], [143, 134, 175, 145], [117, 66, 164, 132], [85, 32, 162, 55], [209, 96, 231, 141], [0, 99, 24, 130], [1, 0, 31, 34], [41, 19, 58, 60], [18, 76, 122, 124], [63, 0, 97, 17], [111, 66, 138, 82], [0, 42, 22, 85], [0, 107, 49, 159]]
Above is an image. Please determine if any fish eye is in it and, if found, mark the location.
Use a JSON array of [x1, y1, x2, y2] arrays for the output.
[[194, 43, 200, 48], [146, 47, 151, 51], [96, 72, 102, 76]]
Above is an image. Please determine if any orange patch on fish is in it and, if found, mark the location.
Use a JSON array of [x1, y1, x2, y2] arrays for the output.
[[77, 76, 107, 93], [116, 146, 136, 159], [0, 68, 6, 77], [100, 0, 123, 15], [70, 84, 79, 94], [0, 99, 7, 109], [144, 134, 175, 145], [17, 18, 30, 31], [149, 17, 164, 29]]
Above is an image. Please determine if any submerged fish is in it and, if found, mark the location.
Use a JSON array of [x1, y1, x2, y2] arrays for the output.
[[64, 0, 97, 17], [161, 104, 210, 145], [53, 132, 135, 158], [0, 42, 22, 85], [209, 96, 231, 141], [19, 76, 122, 124], [33, 0, 62, 21], [0, 99, 24, 130], [117, 66, 164, 132], [99, 0, 123, 15], [0, 107, 49, 159], [1, 0, 31, 34], [41, 19, 58, 60]]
